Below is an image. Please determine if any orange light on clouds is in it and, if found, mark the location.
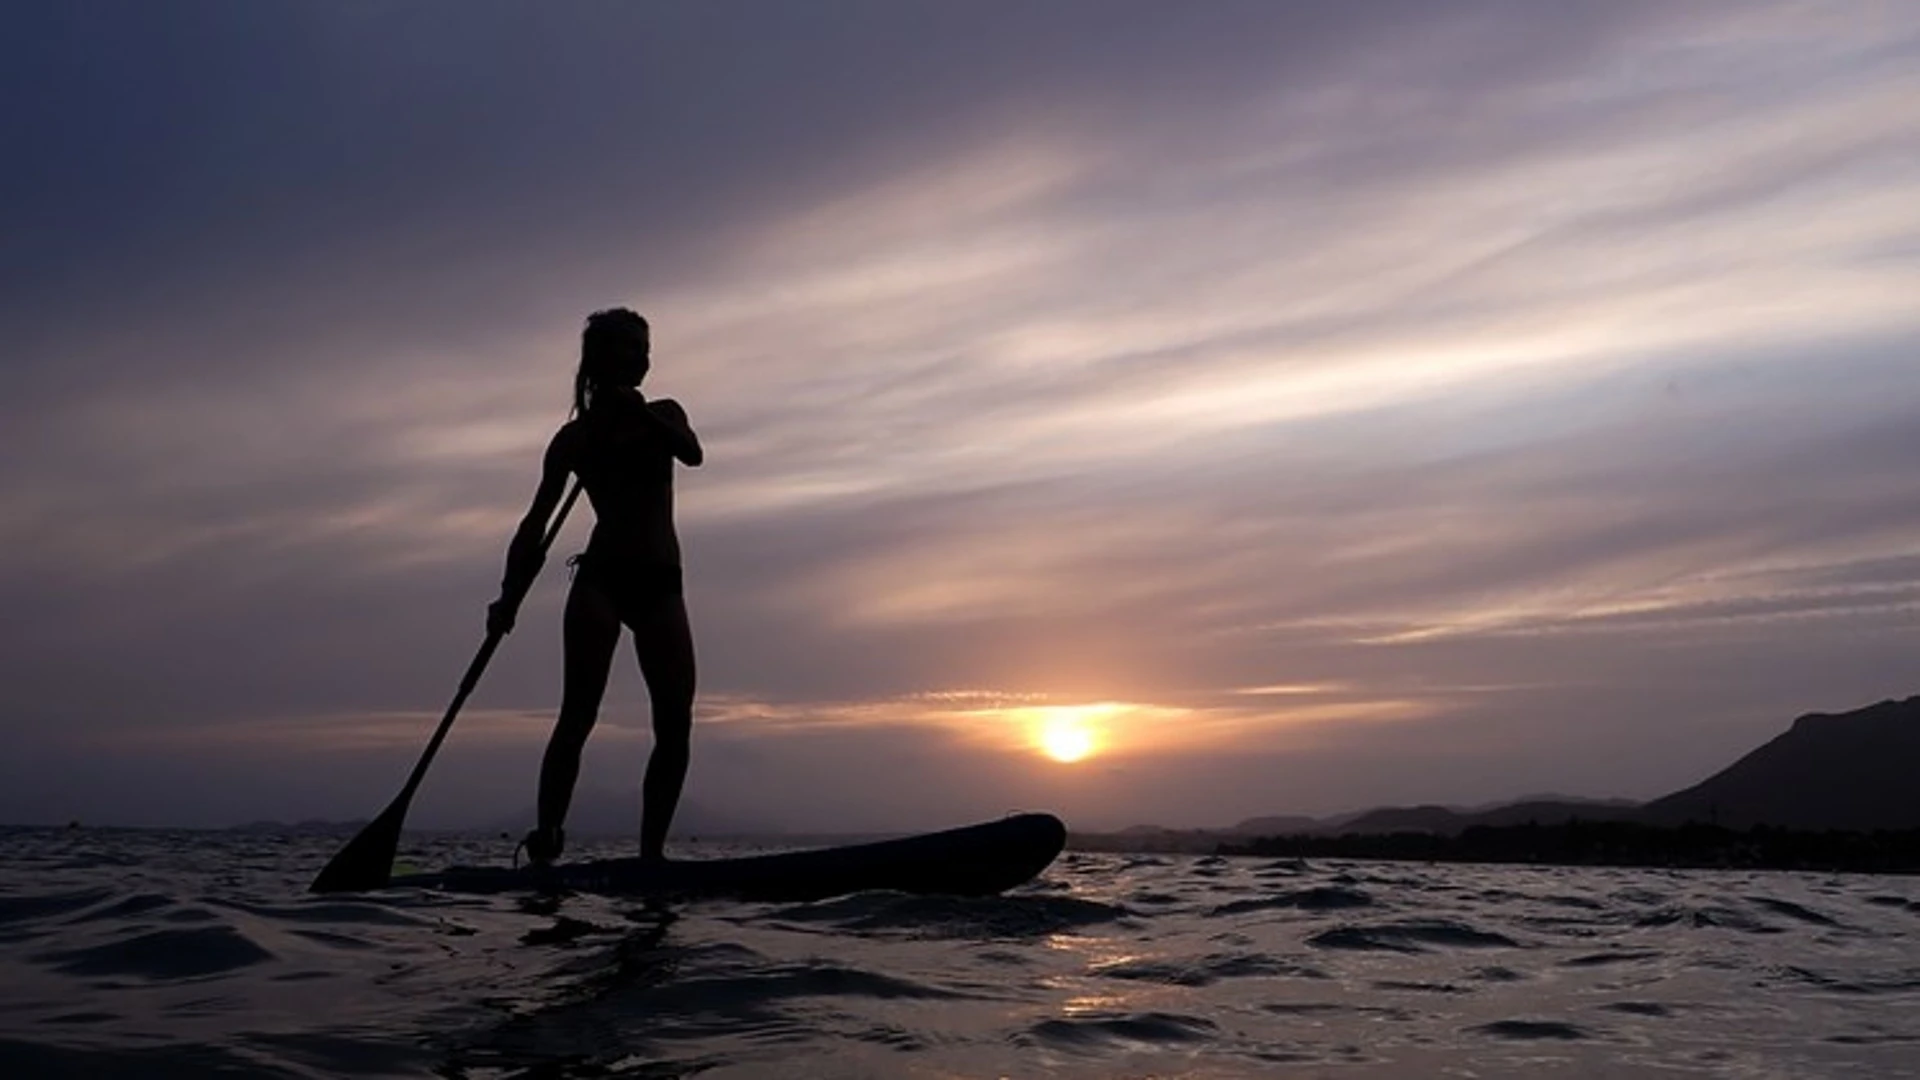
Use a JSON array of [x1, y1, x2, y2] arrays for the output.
[[1233, 682, 1351, 696], [191, 691, 1440, 764], [916, 695, 1436, 762]]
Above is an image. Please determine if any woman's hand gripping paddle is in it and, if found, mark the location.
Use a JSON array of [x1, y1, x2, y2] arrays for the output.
[[310, 480, 583, 893]]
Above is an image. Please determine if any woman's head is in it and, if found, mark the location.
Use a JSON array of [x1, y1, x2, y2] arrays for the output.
[[574, 308, 651, 414]]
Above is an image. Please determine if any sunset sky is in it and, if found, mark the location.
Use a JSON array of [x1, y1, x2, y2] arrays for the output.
[[3, 2, 1917, 833]]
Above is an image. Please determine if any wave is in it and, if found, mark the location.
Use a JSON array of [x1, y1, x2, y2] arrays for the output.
[[1021, 1011, 1219, 1049], [1747, 896, 1840, 927], [2, 828, 1917, 1077], [1561, 949, 1663, 967], [667, 960, 976, 1005], [1633, 905, 1783, 933], [1210, 885, 1374, 916], [1775, 964, 1920, 996], [0, 887, 120, 927], [0, 1036, 305, 1080], [1308, 919, 1523, 953], [750, 890, 1132, 938], [1601, 1001, 1675, 1016], [35, 925, 274, 980], [1093, 951, 1327, 986], [1469, 1019, 1595, 1041]]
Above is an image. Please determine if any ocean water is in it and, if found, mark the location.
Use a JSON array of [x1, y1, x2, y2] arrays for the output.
[[2, 828, 1918, 1078]]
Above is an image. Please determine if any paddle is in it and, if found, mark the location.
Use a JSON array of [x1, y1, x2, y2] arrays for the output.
[[310, 479, 584, 893]]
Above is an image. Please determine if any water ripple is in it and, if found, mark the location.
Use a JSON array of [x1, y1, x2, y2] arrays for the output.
[[1210, 885, 1374, 915], [1308, 919, 1523, 952], [36, 926, 275, 980], [1, 828, 1917, 1077], [1024, 1010, 1219, 1049], [1471, 1018, 1595, 1041]]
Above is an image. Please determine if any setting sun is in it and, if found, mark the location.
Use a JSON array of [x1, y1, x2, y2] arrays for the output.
[[1019, 703, 1121, 764], [1038, 721, 1096, 763]]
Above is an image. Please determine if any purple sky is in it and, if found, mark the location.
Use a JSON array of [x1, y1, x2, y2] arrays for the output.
[[3, 2, 1917, 833]]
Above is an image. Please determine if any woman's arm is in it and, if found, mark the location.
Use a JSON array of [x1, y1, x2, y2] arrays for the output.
[[489, 429, 573, 633], [642, 397, 703, 467]]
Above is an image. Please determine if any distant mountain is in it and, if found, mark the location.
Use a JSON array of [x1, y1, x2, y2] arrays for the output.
[[1462, 798, 1642, 829], [1644, 696, 1920, 830], [1458, 793, 1639, 814], [1277, 696, 1920, 839], [1332, 804, 1467, 834], [1070, 826, 1223, 854], [1225, 815, 1323, 835], [1066, 695, 1920, 855], [1071, 800, 1638, 851], [1263, 798, 1640, 838]]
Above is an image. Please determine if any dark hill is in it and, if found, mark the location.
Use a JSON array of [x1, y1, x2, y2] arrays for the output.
[[1644, 696, 1920, 830], [1337, 804, 1468, 834], [1077, 695, 1920, 857], [1460, 798, 1642, 830], [1336, 799, 1641, 837], [1226, 814, 1323, 835]]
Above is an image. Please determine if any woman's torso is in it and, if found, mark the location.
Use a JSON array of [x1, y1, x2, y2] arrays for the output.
[[564, 404, 681, 568]]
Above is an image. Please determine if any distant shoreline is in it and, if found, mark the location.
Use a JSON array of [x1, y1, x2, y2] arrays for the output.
[[1216, 821, 1920, 875], [1068, 820, 1920, 875], [11, 820, 1920, 875]]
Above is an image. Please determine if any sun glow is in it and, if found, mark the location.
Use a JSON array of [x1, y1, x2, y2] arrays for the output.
[[1039, 721, 1096, 763], [1018, 703, 1122, 764]]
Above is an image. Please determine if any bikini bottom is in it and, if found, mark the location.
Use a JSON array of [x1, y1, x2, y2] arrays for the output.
[[568, 552, 683, 627]]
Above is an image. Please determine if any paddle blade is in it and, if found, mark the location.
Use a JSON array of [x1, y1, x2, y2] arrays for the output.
[[309, 805, 405, 893]]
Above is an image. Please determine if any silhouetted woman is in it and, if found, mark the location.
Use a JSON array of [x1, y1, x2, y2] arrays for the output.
[[489, 308, 703, 865]]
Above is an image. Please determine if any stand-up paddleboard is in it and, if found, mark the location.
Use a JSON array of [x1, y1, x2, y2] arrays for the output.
[[387, 813, 1067, 901]]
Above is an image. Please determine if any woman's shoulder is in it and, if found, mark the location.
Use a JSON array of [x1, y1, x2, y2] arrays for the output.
[[547, 416, 591, 460]]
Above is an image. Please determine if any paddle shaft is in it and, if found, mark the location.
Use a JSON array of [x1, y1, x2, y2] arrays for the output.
[[310, 479, 584, 891], [389, 479, 584, 813]]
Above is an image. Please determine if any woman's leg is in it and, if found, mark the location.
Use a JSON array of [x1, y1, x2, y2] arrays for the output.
[[632, 593, 696, 860], [536, 576, 622, 838]]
